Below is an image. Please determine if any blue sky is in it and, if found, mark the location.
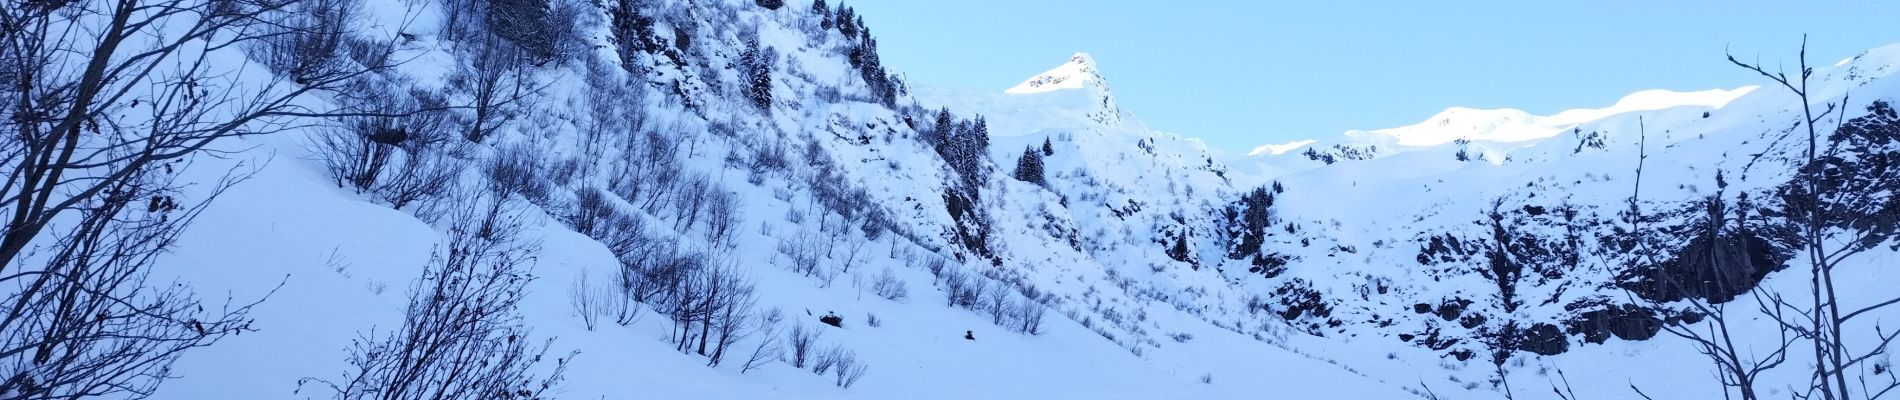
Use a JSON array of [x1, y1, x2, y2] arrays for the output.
[[846, 1, 1900, 152]]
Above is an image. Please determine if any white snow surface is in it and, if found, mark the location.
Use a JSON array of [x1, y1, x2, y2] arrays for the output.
[[69, 0, 1900, 397]]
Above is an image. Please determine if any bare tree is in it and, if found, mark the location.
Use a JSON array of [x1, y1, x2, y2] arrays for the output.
[[670, 174, 711, 232], [1729, 38, 1900, 400], [1624, 118, 1793, 400], [310, 86, 461, 209], [300, 197, 572, 400], [986, 283, 1013, 325], [870, 267, 908, 301], [0, 170, 272, 399], [0, 0, 400, 395], [832, 349, 867, 389], [787, 323, 819, 369], [459, 33, 531, 144], [570, 269, 613, 331], [1014, 298, 1047, 335], [740, 308, 784, 374], [704, 189, 744, 247]]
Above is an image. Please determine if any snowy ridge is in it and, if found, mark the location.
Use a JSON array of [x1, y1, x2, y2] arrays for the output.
[[1348, 86, 1756, 147], [43, 0, 1900, 395], [1005, 52, 1109, 95]]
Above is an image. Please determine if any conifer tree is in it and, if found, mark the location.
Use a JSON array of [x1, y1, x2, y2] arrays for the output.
[[813, 0, 831, 29], [1013, 146, 1045, 186], [741, 36, 773, 112]]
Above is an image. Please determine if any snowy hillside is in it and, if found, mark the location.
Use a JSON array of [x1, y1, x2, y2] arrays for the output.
[[7, 0, 1900, 398]]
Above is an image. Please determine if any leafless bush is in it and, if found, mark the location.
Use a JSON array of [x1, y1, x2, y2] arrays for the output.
[[0, 0, 401, 394], [582, 62, 646, 169], [611, 130, 684, 213], [312, 86, 457, 203], [487, 144, 552, 207], [741, 309, 785, 374], [570, 270, 614, 331], [670, 173, 712, 231], [704, 189, 745, 246], [835, 232, 870, 275], [702, 261, 758, 367], [942, 268, 972, 307], [778, 231, 825, 277], [751, 138, 791, 175], [567, 186, 619, 236], [987, 286, 1014, 326], [926, 257, 948, 280], [301, 205, 572, 399], [788, 323, 820, 369], [833, 350, 868, 389], [254, 0, 363, 84], [375, 143, 464, 210], [458, 33, 532, 144], [1014, 298, 1047, 335], [810, 345, 842, 375], [871, 267, 908, 301]]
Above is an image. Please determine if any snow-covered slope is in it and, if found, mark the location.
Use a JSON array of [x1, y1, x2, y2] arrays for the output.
[[24, 0, 1900, 397]]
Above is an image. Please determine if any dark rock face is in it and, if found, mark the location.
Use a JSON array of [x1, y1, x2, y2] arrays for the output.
[[1516, 323, 1569, 356], [1271, 279, 1340, 335], [1618, 224, 1793, 304], [1568, 305, 1663, 344]]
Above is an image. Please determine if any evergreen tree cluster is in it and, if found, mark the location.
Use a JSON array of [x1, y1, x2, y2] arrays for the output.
[[812, 0, 831, 29], [1012, 144, 1045, 187], [754, 0, 783, 10], [1225, 184, 1279, 259], [740, 34, 775, 112], [608, 0, 672, 73], [816, 2, 901, 106], [925, 108, 992, 197]]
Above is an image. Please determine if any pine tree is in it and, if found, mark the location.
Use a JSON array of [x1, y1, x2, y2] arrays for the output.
[[812, 0, 831, 29], [971, 116, 991, 162], [1168, 233, 1192, 263], [1041, 136, 1054, 156], [1013, 146, 1044, 186], [926, 108, 954, 149], [741, 36, 772, 112], [836, 5, 857, 36], [755, 0, 783, 9]]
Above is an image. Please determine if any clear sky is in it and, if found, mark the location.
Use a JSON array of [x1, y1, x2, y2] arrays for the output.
[[845, 1, 1900, 153]]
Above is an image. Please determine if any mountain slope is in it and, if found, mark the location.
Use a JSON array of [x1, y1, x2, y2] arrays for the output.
[[16, 0, 1900, 397]]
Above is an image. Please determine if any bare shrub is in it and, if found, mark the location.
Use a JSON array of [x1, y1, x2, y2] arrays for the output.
[[704, 189, 745, 246], [567, 186, 619, 236], [778, 231, 825, 277], [741, 309, 785, 374], [787, 323, 819, 369], [810, 345, 842, 375], [1015, 299, 1048, 335], [833, 350, 868, 389], [570, 270, 613, 331], [871, 267, 908, 301], [0, 0, 403, 394], [487, 144, 552, 206], [987, 287, 1014, 326], [301, 205, 572, 399]]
